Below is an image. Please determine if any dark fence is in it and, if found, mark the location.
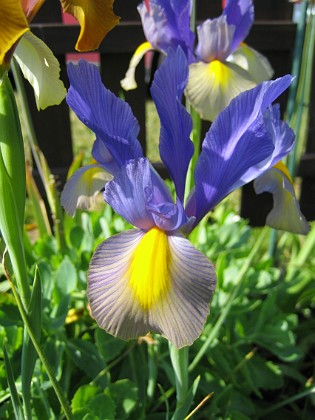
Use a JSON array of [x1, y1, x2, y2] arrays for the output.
[[24, 0, 314, 223]]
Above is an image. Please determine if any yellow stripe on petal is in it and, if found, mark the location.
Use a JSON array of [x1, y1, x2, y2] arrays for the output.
[[186, 60, 255, 121], [128, 227, 171, 310], [274, 161, 293, 184], [0, 0, 29, 67], [121, 42, 153, 90], [208, 60, 231, 88], [60, 0, 120, 52]]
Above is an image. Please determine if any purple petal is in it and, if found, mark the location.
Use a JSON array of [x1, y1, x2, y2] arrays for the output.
[[104, 158, 188, 231], [223, 0, 254, 52], [138, 0, 195, 63], [186, 76, 293, 227], [195, 16, 235, 62], [238, 104, 295, 186], [87, 228, 216, 348], [151, 47, 193, 201], [66, 60, 143, 173]]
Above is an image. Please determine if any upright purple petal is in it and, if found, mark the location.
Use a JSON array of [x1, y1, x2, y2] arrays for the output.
[[195, 16, 235, 62], [223, 0, 254, 52], [67, 60, 143, 174], [104, 158, 188, 231], [151, 47, 193, 202], [138, 0, 195, 63], [186, 76, 293, 227]]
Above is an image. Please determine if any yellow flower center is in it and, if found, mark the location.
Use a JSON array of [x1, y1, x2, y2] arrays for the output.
[[128, 227, 171, 310], [208, 60, 231, 88]]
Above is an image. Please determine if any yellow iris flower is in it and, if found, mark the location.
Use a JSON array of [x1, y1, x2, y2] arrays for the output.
[[0, 0, 119, 109]]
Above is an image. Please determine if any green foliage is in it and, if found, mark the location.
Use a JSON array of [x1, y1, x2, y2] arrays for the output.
[[1, 197, 314, 419]]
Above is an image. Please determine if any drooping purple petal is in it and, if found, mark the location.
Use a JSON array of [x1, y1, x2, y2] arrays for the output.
[[237, 104, 295, 187], [104, 158, 188, 231], [185, 76, 293, 227], [223, 0, 254, 52], [138, 0, 195, 63], [87, 228, 216, 348], [195, 16, 235, 62], [151, 47, 193, 202], [66, 60, 143, 174]]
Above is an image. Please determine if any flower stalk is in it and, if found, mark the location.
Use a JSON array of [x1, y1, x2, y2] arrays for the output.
[[169, 344, 189, 418]]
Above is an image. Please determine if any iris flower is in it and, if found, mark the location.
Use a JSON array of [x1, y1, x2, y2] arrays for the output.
[[121, 0, 273, 121], [0, 0, 119, 109], [61, 47, 308, 348]]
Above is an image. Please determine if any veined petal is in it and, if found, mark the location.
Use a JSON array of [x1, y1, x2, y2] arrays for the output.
[[61, 164, 112, 217], [223, 0, 254, 52], [237, 104, 295, 187], [14, 32, 66, 109], [104, 158, 187, 231], [121, 42, 153, 91], [186, 76, 293, 226], [185, 60, 256, 122], [0, 0, 29, 67], [138, 0, 195, 62], [151, 47, 193, 202], [67, 60, 143, 172], [195, 16, 234, 62], [60, 0, 120, 52], [254, 163, 310, 234], [227, 44, 274, 83], [88, 228, 216, 348]]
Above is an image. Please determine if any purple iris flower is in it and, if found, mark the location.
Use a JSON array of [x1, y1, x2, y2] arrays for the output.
[[122, 0, 274, 122], [63, 47, 295, 348]]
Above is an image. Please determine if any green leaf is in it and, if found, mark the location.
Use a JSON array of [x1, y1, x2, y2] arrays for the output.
[[67, 339, 107, 384], [247, 356, 284, 390], [0, 294, 21, 327], [72, 384, 100, 411], [95, 329, 126, 363], [3, 344, 25, 420], [70, 226, 85, 249], [87, 394, 116, 419], [55, 255, 78, 297], [21, 267, 42, 418], [171, 375, 200, 420], [105, 379, 138, 419], [73, 394, 116, 420]]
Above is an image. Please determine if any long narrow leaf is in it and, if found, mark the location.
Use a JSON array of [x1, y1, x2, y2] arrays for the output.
[[21, 267, 42, 419], [3, 344, 25, 420]]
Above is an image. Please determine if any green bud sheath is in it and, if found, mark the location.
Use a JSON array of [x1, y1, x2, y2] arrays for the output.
[[0, 72, 30, 306], [0, 72, 26, 225]]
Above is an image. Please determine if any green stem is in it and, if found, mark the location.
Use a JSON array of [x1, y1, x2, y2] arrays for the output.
[[189, 227, 268, 372], [285, 1, 308, 122], [267, 229, 278, 260], [288, 1, 315, 176], [147, 340, 159, 402], [11, 59, 67, 252], [3, 258, 73, 420], [169, 344, 189, 408], [185, 107, 202, 203], [10, 59, 45, 184], [258, 385, 315, 417]]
